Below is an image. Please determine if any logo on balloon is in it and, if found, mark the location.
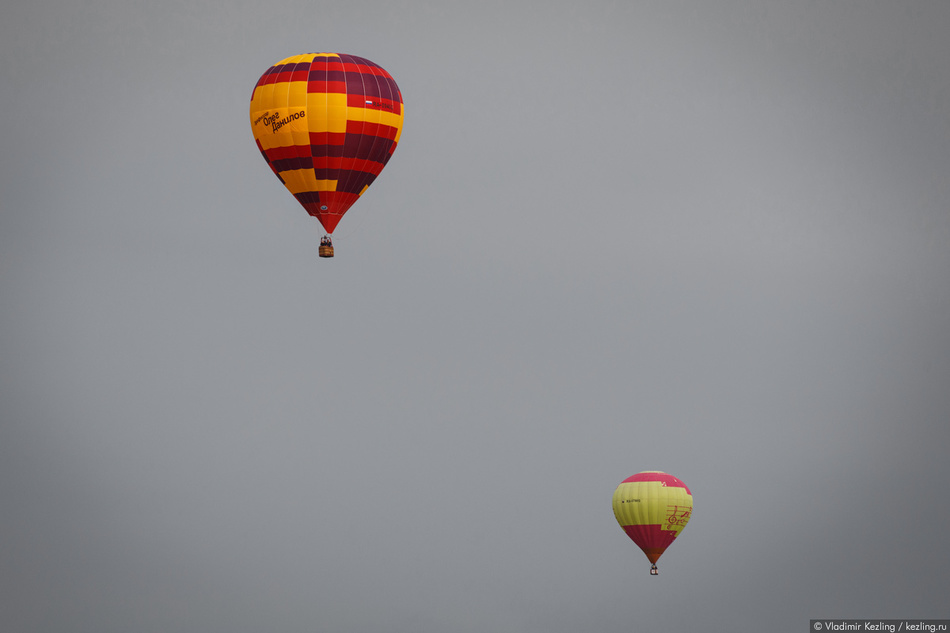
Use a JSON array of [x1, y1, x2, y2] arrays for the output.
[[364, 99, 396, 112], [665, 505, 692, 528], [252, 110, 306, 134]]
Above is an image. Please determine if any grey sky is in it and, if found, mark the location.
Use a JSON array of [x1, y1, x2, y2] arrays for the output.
[[2, 1, 949, 631]]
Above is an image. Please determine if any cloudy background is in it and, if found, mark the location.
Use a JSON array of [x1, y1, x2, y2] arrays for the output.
[[2, 1, 949, 631]]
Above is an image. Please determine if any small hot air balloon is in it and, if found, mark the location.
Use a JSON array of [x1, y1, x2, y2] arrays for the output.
[[250, 53, 404, 257], [612, 471, 692, 575]]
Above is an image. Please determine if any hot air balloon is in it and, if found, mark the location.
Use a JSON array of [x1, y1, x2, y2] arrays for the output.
[[612, 471, 692, 575], [250, 53, 404, 257]]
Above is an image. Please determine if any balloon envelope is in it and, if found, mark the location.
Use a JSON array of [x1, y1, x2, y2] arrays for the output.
[[249, 52, 404, 234], [612, 471, 692, 565]]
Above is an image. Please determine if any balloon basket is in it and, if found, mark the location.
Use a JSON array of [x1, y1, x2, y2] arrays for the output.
[[319, 245, 334, 258], [650, 565, 659, 576]]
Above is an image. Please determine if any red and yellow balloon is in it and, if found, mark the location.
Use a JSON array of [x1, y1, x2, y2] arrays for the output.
[[250, 53, 404, 237], [612, 471, 692, 575]]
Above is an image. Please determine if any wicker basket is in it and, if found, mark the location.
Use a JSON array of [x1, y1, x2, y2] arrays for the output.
[[318, 245, 334, 258]]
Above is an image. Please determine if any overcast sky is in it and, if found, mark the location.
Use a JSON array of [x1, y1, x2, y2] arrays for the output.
[[2, 1, 949, 631]]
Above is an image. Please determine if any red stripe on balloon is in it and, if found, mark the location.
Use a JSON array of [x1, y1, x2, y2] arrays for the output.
[[622, 524, 679, 564]]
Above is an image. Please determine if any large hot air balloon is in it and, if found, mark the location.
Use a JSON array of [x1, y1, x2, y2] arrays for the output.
[[612, 471, 692, 575], [250, 53, 404, 257]]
